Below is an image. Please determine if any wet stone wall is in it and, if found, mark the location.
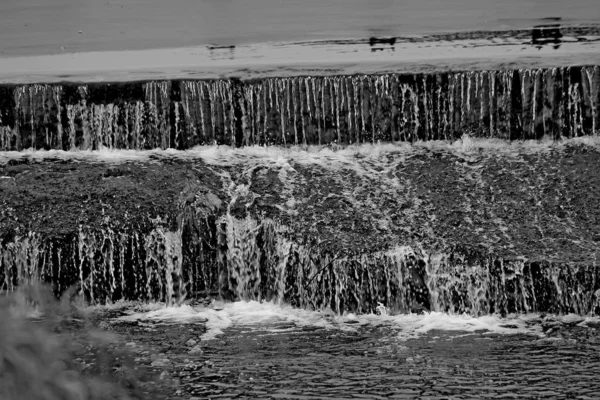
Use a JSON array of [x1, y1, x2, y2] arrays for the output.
[[2, 216, 600, 316], [0, 66, 598, 150]]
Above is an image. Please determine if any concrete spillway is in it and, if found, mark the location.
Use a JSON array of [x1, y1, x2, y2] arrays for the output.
[[1, 66, 599, 150]]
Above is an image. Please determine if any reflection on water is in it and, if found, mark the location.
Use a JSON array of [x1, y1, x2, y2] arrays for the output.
[[532, 24, 563, 49], [0, 0, 599, 55]]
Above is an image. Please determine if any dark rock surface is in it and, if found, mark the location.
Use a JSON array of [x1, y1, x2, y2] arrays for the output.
[[1, 139, 599, 315]]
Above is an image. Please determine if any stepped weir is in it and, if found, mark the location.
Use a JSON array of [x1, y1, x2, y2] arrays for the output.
[[1, 66, 600, 317], [1, 66, 599, 150]]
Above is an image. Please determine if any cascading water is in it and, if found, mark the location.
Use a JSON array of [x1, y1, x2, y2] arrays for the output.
[[0, 66, 598, 150], [1, 137, 599, 316]]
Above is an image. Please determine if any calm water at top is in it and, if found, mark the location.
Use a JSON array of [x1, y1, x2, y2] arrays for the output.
[[0, 0, 599, 56]]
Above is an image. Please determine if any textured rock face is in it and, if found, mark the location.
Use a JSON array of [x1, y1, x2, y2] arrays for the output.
[[1, 141, 599, 315], [0, 66, 598, 150]]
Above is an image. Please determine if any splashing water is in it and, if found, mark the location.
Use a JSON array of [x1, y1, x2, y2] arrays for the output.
[[2, 137, 600, 316], [111, 299, 600, 343]]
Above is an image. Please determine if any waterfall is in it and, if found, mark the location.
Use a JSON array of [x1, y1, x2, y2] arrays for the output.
[[0, 66, 598, 150], [2, 216, 598, 316], [1, 138, 599, 316]]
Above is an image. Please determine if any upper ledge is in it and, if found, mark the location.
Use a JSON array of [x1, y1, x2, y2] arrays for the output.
[[1, 37, 599, 84]]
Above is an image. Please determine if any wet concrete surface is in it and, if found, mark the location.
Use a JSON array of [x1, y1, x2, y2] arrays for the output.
[[103, 311, 600, 399]]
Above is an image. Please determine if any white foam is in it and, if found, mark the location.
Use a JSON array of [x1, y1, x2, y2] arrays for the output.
[[111, 300, 600, 342], [2, 136, 599, 170], [115, 300, 356, 340]]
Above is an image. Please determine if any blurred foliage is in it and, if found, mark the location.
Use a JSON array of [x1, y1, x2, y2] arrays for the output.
[[0, 283, 152, 400]]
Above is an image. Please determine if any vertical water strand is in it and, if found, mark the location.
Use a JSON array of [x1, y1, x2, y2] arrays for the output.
[[389, 75, 397, 141], [28, 86, 35, 148], [384, 75, 390, 139], [144, 83, 155, 148], [277, 80, 286, 146], [278, 79, 285, 144], [255, 84, 261, 143], [542, 69, 551, 137], [254, 84, 262, 145], [334, 78, 341, 143], [297, 78, 306, 145], [479, 72, 487, 138], [227, 81, 236, 144], [322, 78, 329, 143], [198, 82, 206, 144], [448, 75, 455, 137], [328, 77, 336, 143], [490, 71, 498, 138], [66, 105, 76, 149], [450, 74, 459, 134], [426, 74, 435, 140], [360, 77, 367, 143], [105, 104, 114, 148], [505, 70, 513, 138], [173, 101, 181, 149], [472, 71, 479, 135], [320, 77, 328, 143], [312, 78, 321, 145], [369, 77, 376, 142], [531, 69, 539, 138], [520, 69, 529, 140], [43, 87, 51, 147], [264, 79, 270, 143], [209, 82, 218, 143], [458, 73, 465, 134], [584, 66, 598, 135], [181, 82, 191, 146], [304, 78, 311, 145], [435, 74, 442, 140], [576, 77, 584, 137], [136, 101, 144, 148], [594, 66, 600, 135], [567, 69, 574, 137], [568, 71, 582, 137], [161, 82, 170, 149], [411, 80, 420, 141], [220, 82, 229, 144], [261, 79, 271, 143], [375, 76, 382, 140], [268, 79, 275, 144], [179, 83, 189, 148], [422, 75, 430, 140], [466, 72, 472, 133], [397, 84, 405, 141], [286, 78, 293, 145], [344, 78, 352, 143], [246, 86, 254, 144], [382, 76, 390, 140], [292, 79, 299, 145], [214, 82, 224, 144], [553, 68, 564, 138], [53, 87, 63, 149], [215, 82, 224, 144]]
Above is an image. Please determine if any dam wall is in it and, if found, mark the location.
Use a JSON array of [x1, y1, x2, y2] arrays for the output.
[[0, 65, 598, 150]]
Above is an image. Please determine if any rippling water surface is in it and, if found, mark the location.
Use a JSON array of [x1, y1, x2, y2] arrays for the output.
[[104, 300, 600, 399], [1, 0, 599, 55]]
